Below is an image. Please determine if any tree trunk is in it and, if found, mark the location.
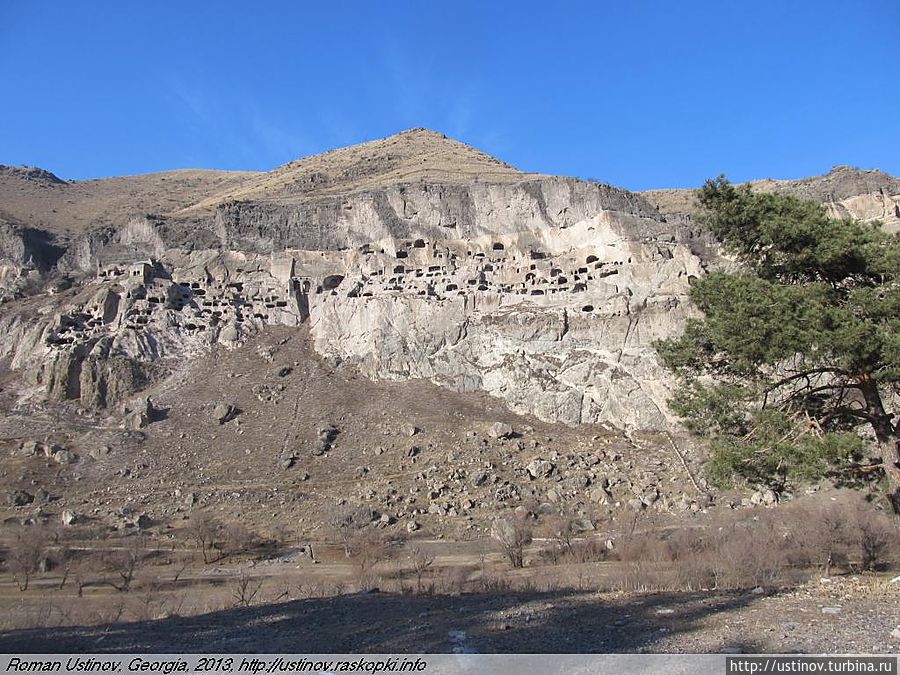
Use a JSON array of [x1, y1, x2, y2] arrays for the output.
[[874, 432, 900, 514], [859, 376, 900, 514]]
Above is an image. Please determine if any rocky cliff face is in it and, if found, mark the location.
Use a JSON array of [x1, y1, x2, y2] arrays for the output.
[[0, 131, 894, 430], [644, 165, 900, 233], [306, 210, 702, 429]]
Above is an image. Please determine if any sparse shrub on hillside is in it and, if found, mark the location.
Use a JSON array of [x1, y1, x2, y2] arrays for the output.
[[407, 545, 435, 593], [6, 526, 51, 591], [219, 521, 257, 559], [539, 511, 608, 565], [492, 513, 533, 569], [785, 502, 853, 575], [542, 512, 577, 562], [347, 529, 389, 577], [850, 503, 898, 571], [187, 511, 222, 564], [231, 571, 263, 608], [708, 520, 788, 590], [269, 522, 295, 550], [324, 502, 374, 556], [102, 534, 148, 593], [608, 495, 899, 592]]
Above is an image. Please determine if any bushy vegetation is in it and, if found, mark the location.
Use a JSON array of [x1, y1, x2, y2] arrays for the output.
[[610, 496, 899, 591], [655, 177, 900, 509]]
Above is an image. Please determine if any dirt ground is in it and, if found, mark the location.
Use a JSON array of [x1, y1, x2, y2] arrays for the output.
[[0, 325, 705, 542], [1, 327, 898, 654], [0, 567, 898, 653]]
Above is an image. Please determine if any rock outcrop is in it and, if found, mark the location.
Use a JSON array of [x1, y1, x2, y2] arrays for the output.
[[0, 131, 895, 431], [644, 165, 900, 233]]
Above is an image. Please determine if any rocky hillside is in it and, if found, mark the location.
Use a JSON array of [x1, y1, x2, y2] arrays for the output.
[[0, 131, 896, 433], [643, 165, 900, 232]]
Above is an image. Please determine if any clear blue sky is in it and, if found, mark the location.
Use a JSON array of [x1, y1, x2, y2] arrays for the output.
[[2, 1, 898, 190]]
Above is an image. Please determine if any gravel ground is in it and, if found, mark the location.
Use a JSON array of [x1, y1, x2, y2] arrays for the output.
[[1, 576, 897, 654]]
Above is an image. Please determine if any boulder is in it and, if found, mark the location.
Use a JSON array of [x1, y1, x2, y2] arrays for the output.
[[589, 486, 612, 504], [626, 497, 646, 511], [317, 423, 338, 444], [133, 513, 152, 530], [220, 323, 240, 343], [90, 445, 111, 459], [45, 445, 77, 465], [7, 490, 34, 507], [123, 410, 149, 430], [213, 403, 237, 424], [61, 510, 78, 526], [18, 440, 41, 457], [489, 422, 514, 439], [750, 488, 779, 507], [525, 458, 554, 479], [572, 518, 595, 532]]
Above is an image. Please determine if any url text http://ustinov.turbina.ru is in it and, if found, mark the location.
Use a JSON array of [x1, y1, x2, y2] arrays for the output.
[[727, 657, 897, 674]]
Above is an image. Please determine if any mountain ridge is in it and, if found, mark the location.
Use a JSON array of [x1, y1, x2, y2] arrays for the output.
[[3, 130, 898, 237]]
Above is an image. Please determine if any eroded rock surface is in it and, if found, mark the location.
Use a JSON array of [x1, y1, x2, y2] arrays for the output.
[[0, 131, 895, 430]]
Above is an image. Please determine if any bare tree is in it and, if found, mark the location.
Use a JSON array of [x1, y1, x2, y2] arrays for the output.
[[347, 529, 390, 587], [543, 512, 578, 561], [187, 511, 221, 564], [853, 506, 896, 571], [7, 527, 49, 591], [220, 522, 256, 560], [491, 514, 533, 569], [231, 571, 263, 608], [103, 535, 147, 592], [407, 545, 435, 593], [324, 503, 372, 556]]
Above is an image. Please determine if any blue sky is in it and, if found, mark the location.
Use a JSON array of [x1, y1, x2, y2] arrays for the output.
[[2, 1, 898, 190]]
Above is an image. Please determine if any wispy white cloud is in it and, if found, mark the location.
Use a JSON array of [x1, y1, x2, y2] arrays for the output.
[[162, 75, 312, 170], [376, 35, 501, 150]]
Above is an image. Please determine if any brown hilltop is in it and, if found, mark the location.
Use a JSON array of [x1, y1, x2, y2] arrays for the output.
[[642, 166, 900, 232], [0, 129, 534, 235]]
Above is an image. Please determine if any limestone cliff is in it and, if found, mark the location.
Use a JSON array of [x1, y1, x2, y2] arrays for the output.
[[0, 131, 894, 431]]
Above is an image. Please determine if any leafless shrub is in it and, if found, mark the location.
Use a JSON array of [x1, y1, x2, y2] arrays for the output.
[[786, 502, 851, 575], [187, 511, 221, 564], [231, 571, 263, 608], [541, 513, 577, 562], [269, 522, 295, 550], [7, 526, 50, 591], [492, 514, 533, 568], [850, 504, 898, 571], [476, 573, 513, 593], [325, 502, 373, 556], [102, 535, 148, 592], [611, 512, 790, 591], [219, 521, 256, 559], [407, 545, 435, 593], [442, 565, 474, 595], [708, 522, 787, 590], [347, 529, 390, 589]]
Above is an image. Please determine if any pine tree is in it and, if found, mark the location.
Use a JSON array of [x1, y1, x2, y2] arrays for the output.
[[656, 177, 900, 511]]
